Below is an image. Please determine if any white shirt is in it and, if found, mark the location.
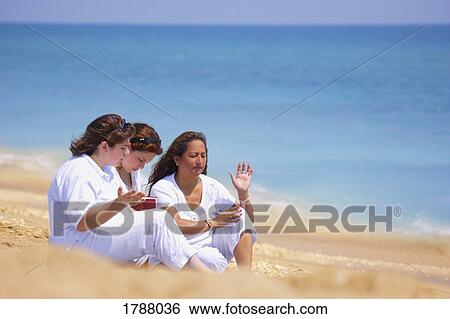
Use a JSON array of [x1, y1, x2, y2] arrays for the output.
[[48, 154, 118, 244], [150, 173, 236, 247], [109, 167, 145, 193]]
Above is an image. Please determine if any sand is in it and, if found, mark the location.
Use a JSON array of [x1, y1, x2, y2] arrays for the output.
[[1, 163, 450, 298]]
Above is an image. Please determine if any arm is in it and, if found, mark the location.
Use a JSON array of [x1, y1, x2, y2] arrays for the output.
[[149, 184, 206, 235], [151, 181, 241, 235], [77, 189, 145, 232], [237, 189, 254, 223], [164, 205, 242, 235], [76, 200, 126, 231], [165, 206, 209, 235]]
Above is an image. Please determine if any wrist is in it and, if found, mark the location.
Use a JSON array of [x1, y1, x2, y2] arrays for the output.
[[204, 218, 213, 230], [209, 218, 218, 229], [112, 198, 129, 207], [238, 191, 250, 200], [239, 198, 251, 208], [113, 199, 128, 209]]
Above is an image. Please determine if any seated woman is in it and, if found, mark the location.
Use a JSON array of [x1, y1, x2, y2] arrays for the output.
[[112, 122, 162, 193], [149, 131, 256, 272], [48, 114, 211, 272]]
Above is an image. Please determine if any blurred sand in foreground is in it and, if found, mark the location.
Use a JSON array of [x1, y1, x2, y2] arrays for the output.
[[1, 163, 450, 298]]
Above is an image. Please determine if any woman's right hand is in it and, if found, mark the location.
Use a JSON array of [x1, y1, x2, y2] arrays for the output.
[[116, 187, 145, 206], [211, 204, 242, 228]]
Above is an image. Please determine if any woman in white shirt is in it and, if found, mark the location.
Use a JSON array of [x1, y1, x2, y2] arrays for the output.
[[48, 114, 211, 271], [113, 123, 162, 193], [149, 131, 256, 272]]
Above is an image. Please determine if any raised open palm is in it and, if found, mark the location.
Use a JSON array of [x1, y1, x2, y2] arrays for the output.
[[230, 161, 253, 194]]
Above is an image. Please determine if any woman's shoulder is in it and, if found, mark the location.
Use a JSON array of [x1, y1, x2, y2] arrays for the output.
[[152, 173, 176, 189], [55, 155, 91, 178], [50, 156, 95, 195]]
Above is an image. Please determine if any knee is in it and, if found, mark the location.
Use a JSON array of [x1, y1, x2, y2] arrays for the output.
[[196, 247, 228, 273], [240, 230, 255, 244]]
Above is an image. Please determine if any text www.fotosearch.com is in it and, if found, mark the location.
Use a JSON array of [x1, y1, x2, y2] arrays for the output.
[[189, 302, 327, 315]]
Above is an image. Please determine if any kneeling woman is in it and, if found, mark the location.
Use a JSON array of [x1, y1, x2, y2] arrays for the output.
[[149, 132, 256, 272], [48, 114, 210, 271]]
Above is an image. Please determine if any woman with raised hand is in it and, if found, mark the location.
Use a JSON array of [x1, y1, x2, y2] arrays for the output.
[[149, 131, 256, 272], [48, 114, 211, 272]]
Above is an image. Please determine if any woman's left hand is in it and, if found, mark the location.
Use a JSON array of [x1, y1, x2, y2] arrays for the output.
[[230, 161, 253, 194]]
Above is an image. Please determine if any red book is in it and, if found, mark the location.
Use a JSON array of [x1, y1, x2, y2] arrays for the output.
[[131, 196, 157, 211]]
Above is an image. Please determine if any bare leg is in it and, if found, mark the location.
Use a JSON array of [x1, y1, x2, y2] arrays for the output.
[[233, 230, 254, 271], [185, 254, 214, 273]]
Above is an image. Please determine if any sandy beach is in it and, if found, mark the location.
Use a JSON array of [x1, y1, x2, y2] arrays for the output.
[[1, 161, 450, 298]]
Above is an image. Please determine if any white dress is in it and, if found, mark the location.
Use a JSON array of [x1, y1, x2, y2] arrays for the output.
[[48, 155, 198, 269], [150, 173, 256, 272]]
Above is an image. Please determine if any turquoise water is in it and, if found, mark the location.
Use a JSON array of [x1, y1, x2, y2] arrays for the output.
[[1, 24, 449, 232]]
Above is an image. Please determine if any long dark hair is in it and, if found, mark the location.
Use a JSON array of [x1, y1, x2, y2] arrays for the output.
[[70, 114, 135, 156], [148, 131, 208, 190]]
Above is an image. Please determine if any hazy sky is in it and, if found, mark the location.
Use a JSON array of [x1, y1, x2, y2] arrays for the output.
[[1, 0, 449, 25]]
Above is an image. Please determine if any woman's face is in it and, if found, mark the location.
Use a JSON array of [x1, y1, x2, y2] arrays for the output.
[[175, 139, 207, 178], [105, 140, 131, 166], [121, 150, 156, 173]]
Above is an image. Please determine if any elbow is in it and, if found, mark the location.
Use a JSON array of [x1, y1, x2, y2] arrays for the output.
[[75, 218, 88, 232], [76, 224, 86, 232]]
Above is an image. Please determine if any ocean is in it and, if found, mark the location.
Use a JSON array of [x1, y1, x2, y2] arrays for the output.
[[1, 24, 449, 234]]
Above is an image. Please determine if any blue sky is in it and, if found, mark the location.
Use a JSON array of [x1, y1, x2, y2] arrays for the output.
[[1, 0, 449, 25]]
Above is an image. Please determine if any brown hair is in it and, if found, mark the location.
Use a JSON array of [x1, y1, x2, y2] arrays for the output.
[[70, 114, 136, 156], [148, 131, 207, 190], [130, 123, 163, 155]]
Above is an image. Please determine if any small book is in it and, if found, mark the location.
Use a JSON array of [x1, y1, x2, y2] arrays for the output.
[[131, 196, 157, 211]]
